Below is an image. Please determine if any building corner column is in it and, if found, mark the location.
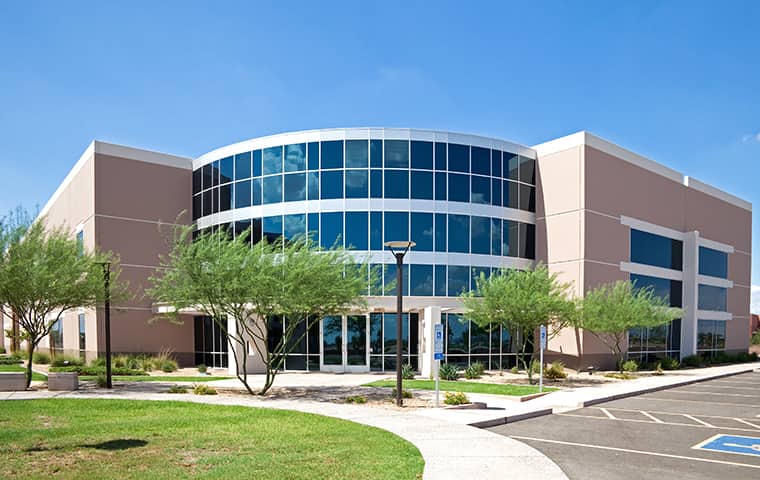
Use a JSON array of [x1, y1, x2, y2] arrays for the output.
[[420, 306, 441, 378], [227, 315, 238, 376], [680, 231, 699, 359]]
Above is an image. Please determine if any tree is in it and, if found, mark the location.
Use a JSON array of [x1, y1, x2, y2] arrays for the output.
[[148, 225, 371, 395], [577, 280, 682, 372], [0, 211, 121, 387], [461, 265, 576, 384]]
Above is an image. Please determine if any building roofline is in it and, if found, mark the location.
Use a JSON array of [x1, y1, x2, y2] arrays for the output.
[[532, 131, 752, 212]]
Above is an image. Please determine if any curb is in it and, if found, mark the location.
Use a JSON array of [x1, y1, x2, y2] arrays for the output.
[[469, 408, 554, 428]]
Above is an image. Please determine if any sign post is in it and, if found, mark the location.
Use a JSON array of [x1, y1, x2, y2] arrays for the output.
[[434, 323, 444, 408], [539, 325, 547, 393]]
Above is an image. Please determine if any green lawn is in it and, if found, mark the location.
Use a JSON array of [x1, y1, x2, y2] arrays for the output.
[[364, 379, 556, 396], [0, 399, 424, 479], [79, 376, 234, 383], [0, 364, 47, 382]]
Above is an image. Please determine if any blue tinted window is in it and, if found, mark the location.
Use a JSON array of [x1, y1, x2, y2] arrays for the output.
[[491, 150, 501, 178], [234, 152, 251, 180], [435, 213, 446, 251], [491, 218, 501, 255], [435, 142, 447, 170], [699, 247, 728, 278], [321, 140, 344, 169], [210, 187, 218, 214], [370, 139, 383, 168], [411, 213, 433, 251], [320, 212, 343, 249], [434, 172, 446, 201], [384, 140, 408, 168], [384, 170, 408, 198], [370, 169, 383, 198], [448, 144, 469, 173], [193, 194, 201, 220], [284, 173, 306, 202], [471, 175, 490, 205], [411, 141, 433, 170], [307, 212, 319, 242], [384, 263, 409, 296], [220, 156, 233, 184], [345, 212, 368, 250], [471, 146, 490, 176], [698, 284, 727, 311], [471, 267, 489, 291], [370, 211, 383, 250], [519, 155, 536, 185], [234, 180, 251, 209], [434, 265, 447, 296], [503, 220, 518, 257], [219, 184, 231, 211], [630, 229, 683, 270], [211, 160, 220, 187], [384, 212, 409, 243], [471, 216, 490, 255], [491, 178, 502, 206], [448, 265, 470, 296], [519, 184, 536, 212], [345, 170, 369, 198], [631, 274, 682, 307], [410, 171, 433, 199], [263, 175, 283, 204], [253, 150, 262, 177], [448, 214, 470, 253], [505, 152, 519, 180], [410, 264, 434, 296], [448, 174, 469, 203], [504, 180, 518, 209], [284, 144, 306, 172], [252, 178, 262, 206], [321, 170, 343, 199], [251, 218, 263, 244], [307, 142, 319, 170], [346, 140, 368, 168], [263, 146, 283, 175], [519, 223, 535, 259], [284, 213, 306, 240], [202, 164, 212, 190], [307, 172, 319, 200], [263, 215, 283, 243]]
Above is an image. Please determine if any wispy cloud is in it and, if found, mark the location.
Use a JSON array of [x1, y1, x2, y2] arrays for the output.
[[741, 132, 760, 144]]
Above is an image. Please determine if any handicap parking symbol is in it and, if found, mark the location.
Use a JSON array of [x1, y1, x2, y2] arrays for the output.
[[693, 434, 760, 457]]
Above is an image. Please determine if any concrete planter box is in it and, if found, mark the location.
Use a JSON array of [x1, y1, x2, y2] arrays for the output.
[[48, 372, 79, 391], [0, 372, 27, 391]]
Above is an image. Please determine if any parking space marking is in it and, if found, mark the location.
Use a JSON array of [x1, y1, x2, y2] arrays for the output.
[[556, 412, 760, 434], [687, 384, 759, 391], [510, 435, 760, 470], [734, 418, 760, 430], [596, 406, 759, 423], [641, 396, 760, 408], [641, 411, 664, 423], [668, 390, 758, 398], [599, 407, 616, 419], [684, 414, 716, 428], [693, 434, 760, 458]]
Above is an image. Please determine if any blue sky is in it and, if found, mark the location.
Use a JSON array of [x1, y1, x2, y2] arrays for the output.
[[1, 1, 758, 286]]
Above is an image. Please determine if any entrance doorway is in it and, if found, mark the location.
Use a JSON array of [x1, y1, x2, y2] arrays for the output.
[[320, 315, 369, 372]]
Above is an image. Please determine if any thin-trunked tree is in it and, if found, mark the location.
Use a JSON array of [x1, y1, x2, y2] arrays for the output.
[[461, 265, 576, 384], [148, 224, 370, 395]]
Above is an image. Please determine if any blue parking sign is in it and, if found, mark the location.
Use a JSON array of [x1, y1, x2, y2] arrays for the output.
[[693, 434, 760, 457]]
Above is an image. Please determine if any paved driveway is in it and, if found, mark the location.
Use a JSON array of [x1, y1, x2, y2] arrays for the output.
[[489, 370, 760, 480]]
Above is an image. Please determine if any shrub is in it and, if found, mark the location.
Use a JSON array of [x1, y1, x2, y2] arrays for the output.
[[752, 330, 760, 345], [652, 363, 664, 376], [344, 395, 367, 404], [530, 359, 541, 375], [401, 363, 416, 380], [90, 357, 106, 368], [464, 365, 481, 379], [167, 385, 188, 394], [112, 355, 130, 368], [197, 364, 208, 374], [49, 365, 146, 376], [443, 391, 470, 406], [681, 354, 702, 368], [544, 361, 567, 380], [0, 346, 5, 354], [0, 356, 22, 365], [510, 366, 519, 374], [470, 361, 486, 376], [390, 388, 413, 399], [660, 357, 680, 370], [160, 359, 178, 373], [439, 363, 459, 381], [95, 374, 108, 388], [32, 351, 51, 364], [604, 372, 633, 380], [51, 355, 84, 367], [193, 384, 218, 395], [622, 360, 639, 372]]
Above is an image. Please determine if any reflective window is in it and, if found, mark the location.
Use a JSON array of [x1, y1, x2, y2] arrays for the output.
[[193, 169, 202, 194], [699, 247, 728, 279], [320, 212, 343, 249], [220, 156, 233, 184], [410, 171, 433, 199], [384, 170, 409, 198], [219, 184, 231, 211], [471, 216, 490, 255], [263, 146, 283, 175], [448, 214, 470, 253], [251, 218, 263, 244], [630, 229, 683, 270], [284, 213, 306, 240], [252, 150, 262, 177], [252, 178, 262, 206], [448, 143, 469, 173], [434, 172, 446, 201], [470, 266, 489, 292], [491, 218, 501, 255], [471, 146, 490, 176], [234, 152, 251, 180], [434, 265, 446, 296], [307, 172, 319, 200], [307, 213, 318, 242], [321, 140, 344, 169], [383, 263, 409, 296], [263, 215, 283, 243], [384, 212, 409, 244], [284, 173, 306, 202], [202, 189, 211, 216], [519, 184, 535, 212], [211, 187, 218, 213], [411, 213, 433, 251], [234, 180, 251, 209], [345, 212, 368, 250], [504, 180, 518, 209], [211, 160, 220, 187], [384, 140, 409, 168], [193, 194, 201, 220], [448, 173, 469, 203], [504, 220, 518, 257], [202, 164, 212, 190], [435, 213, 446, 252], [321, 170, 343, 199], [519, 155, 536, 185], [370, 211, 383, 250], [519, 223, 535, 259], [234, 220, 251, 242], [370, 169, 383, 198], [410, 264, 434, 296], [284, 144, 306, 172], [447, 267, 470, 297], [346, 140, 369, 168], [697, 320, 726, 351], [491, 178, 502, 206], [491, 150, 501, 178], [263, 175, 283, 204], [505, 152, 519, 180], [435, 142, 447, 170], [345, 170, 369, 198], [370, 139, 383, 168], [698, 284, 727, 311], [631, 274, 683, 307], [411, 141, 433, 170], [307, 142, 319, 170], [471, 175, 490, 205]]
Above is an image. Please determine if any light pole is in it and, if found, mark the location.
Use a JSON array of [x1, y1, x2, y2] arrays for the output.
[[384, 240, 415, 407], [97, 261, 112, 389]]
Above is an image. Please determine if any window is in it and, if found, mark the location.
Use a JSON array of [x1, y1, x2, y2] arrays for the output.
[[434, 265, 447, 296], [370, 139, 383, 168], [284, 144, 306, 172], [699, 247, 728, 279], [321, 170, 343, 199], [78, 313, 86, 353], [345, 212, 368, 250], [448, 214, 469, 253], [491, 178, 502, 206], [370, 169, 383, 198], [235, 220, 251, 242], [410, 171, 433, 200], [345, 170, 369, 198], [384, 140, 409, 168], [307, 142, 319, 170], [471, 175, 490, 204], [384, 170, 409, 198], [202, 163, 213, 189], [346, 140, 368, 168], [384, 212, 409, 244], [234, 152, 251, 180], [284, 173, 307, 202], [411, 141, 433, 170], [321, 140, 344, 169], [519, 184, 535, 212], [434, 213, 446, 252], [503, 180, 518, 209], [519, 155, 536, 184], [263, 146, 283, 175], [503, 220, 518, 257], [219, 184, 231, 211], [76, 230, 84, 256], [50, 319, 63, 351], [491, 150, 501, 178], [505, 153, 519, 180], [410, 213, 433, 251], [448, 143, 469, 173], [448, 173, 469, 203], [698, 284, 727, 311], [630, 229, 683, 270], [194, 316, 229, 368], [193, 169, 202, 194], [252, 150, 262, 177], [631, 274, 683, 307], [307, 213, 318, 242], [471, 146, 490, 176], [252, 178, 262, 206], [263, 216, 283, 243], [193, 195, 201, 220], [234, 180, 251, 209], [383, 263, 409, 296], [369, 313, 418, 371], [447, 266, 470, 296], [320, 212, 343, 249], [491, 218, 501, 256], [219, 156, 233, 184], [307, 172, 319, 200], [697, 320, 726, 353], [263, 175, 283, 204], [410, 264, 434, 296], [435, 142, 447, 170], [434, 172, 446, 201], [284, 214, 306, 240], [370, 212, 383, 250], [471, 216, 490, 255]]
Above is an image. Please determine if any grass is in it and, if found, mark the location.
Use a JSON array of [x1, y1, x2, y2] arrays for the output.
[[79, 376, 234, 383], [0, 364, 47, 382], [363, 379, 556, 396], [0, 399, 424, 479]]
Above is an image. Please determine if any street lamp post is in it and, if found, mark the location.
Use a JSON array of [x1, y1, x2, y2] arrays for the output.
[[384, 240, 415, 407], [98, 261, 112, 389]]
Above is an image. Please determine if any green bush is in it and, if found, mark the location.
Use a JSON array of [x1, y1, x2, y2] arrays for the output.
[[197, 364, 208, 374], [443, 391, 470, 405], [193, 384, 218, 395], [95, 374, 108, 388], [752, 330, 760, 345], [167, 385, 188, 394], [0, 346, 5, 354], [112, 355, 129, 368], [32, 351, 51, 364], [160, 359, 178, 373], [681, 354, 702, 368], [89, 357, 106, 368], [660, 357, 680, 370], [390, 388, 413, 399], [344, 395, 367, 404], [604, 372, 634, 380], [544, 361, 567, 379], [439, 363, 459, 381], [652, 363, 665, 376], [50, 365, 146, 376], [622, 360, 639, 372], [470, 361, 486, 376], [401, 363, 416, 380], [530, 359, 541, 375], [463, 365, 480, 379], [0, 356, 22, 365], [510, 366, 519, 374], [51, 355, 84, 367]]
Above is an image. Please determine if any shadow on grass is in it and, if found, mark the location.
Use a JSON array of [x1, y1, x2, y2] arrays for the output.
[[83, 439, 148, 450]]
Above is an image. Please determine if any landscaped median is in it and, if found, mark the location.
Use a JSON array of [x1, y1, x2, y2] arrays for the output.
[[78, 375, 234, 383], [363, 379, 557, 396], [0, 364, 46, 382], [0, 399, 424, 479]]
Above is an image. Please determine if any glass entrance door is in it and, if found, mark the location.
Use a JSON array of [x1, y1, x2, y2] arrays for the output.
[[320, 315, 369, 372]]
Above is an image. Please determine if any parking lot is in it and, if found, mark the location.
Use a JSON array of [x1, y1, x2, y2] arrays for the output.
[[489, 370, 760, 480]]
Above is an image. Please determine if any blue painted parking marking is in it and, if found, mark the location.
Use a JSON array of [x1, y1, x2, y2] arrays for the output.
[[693, 434, 760, 457]]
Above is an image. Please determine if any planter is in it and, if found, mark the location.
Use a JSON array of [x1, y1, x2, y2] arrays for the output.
[[48, 372, 79, 391], [0, 372, 27, 391]]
